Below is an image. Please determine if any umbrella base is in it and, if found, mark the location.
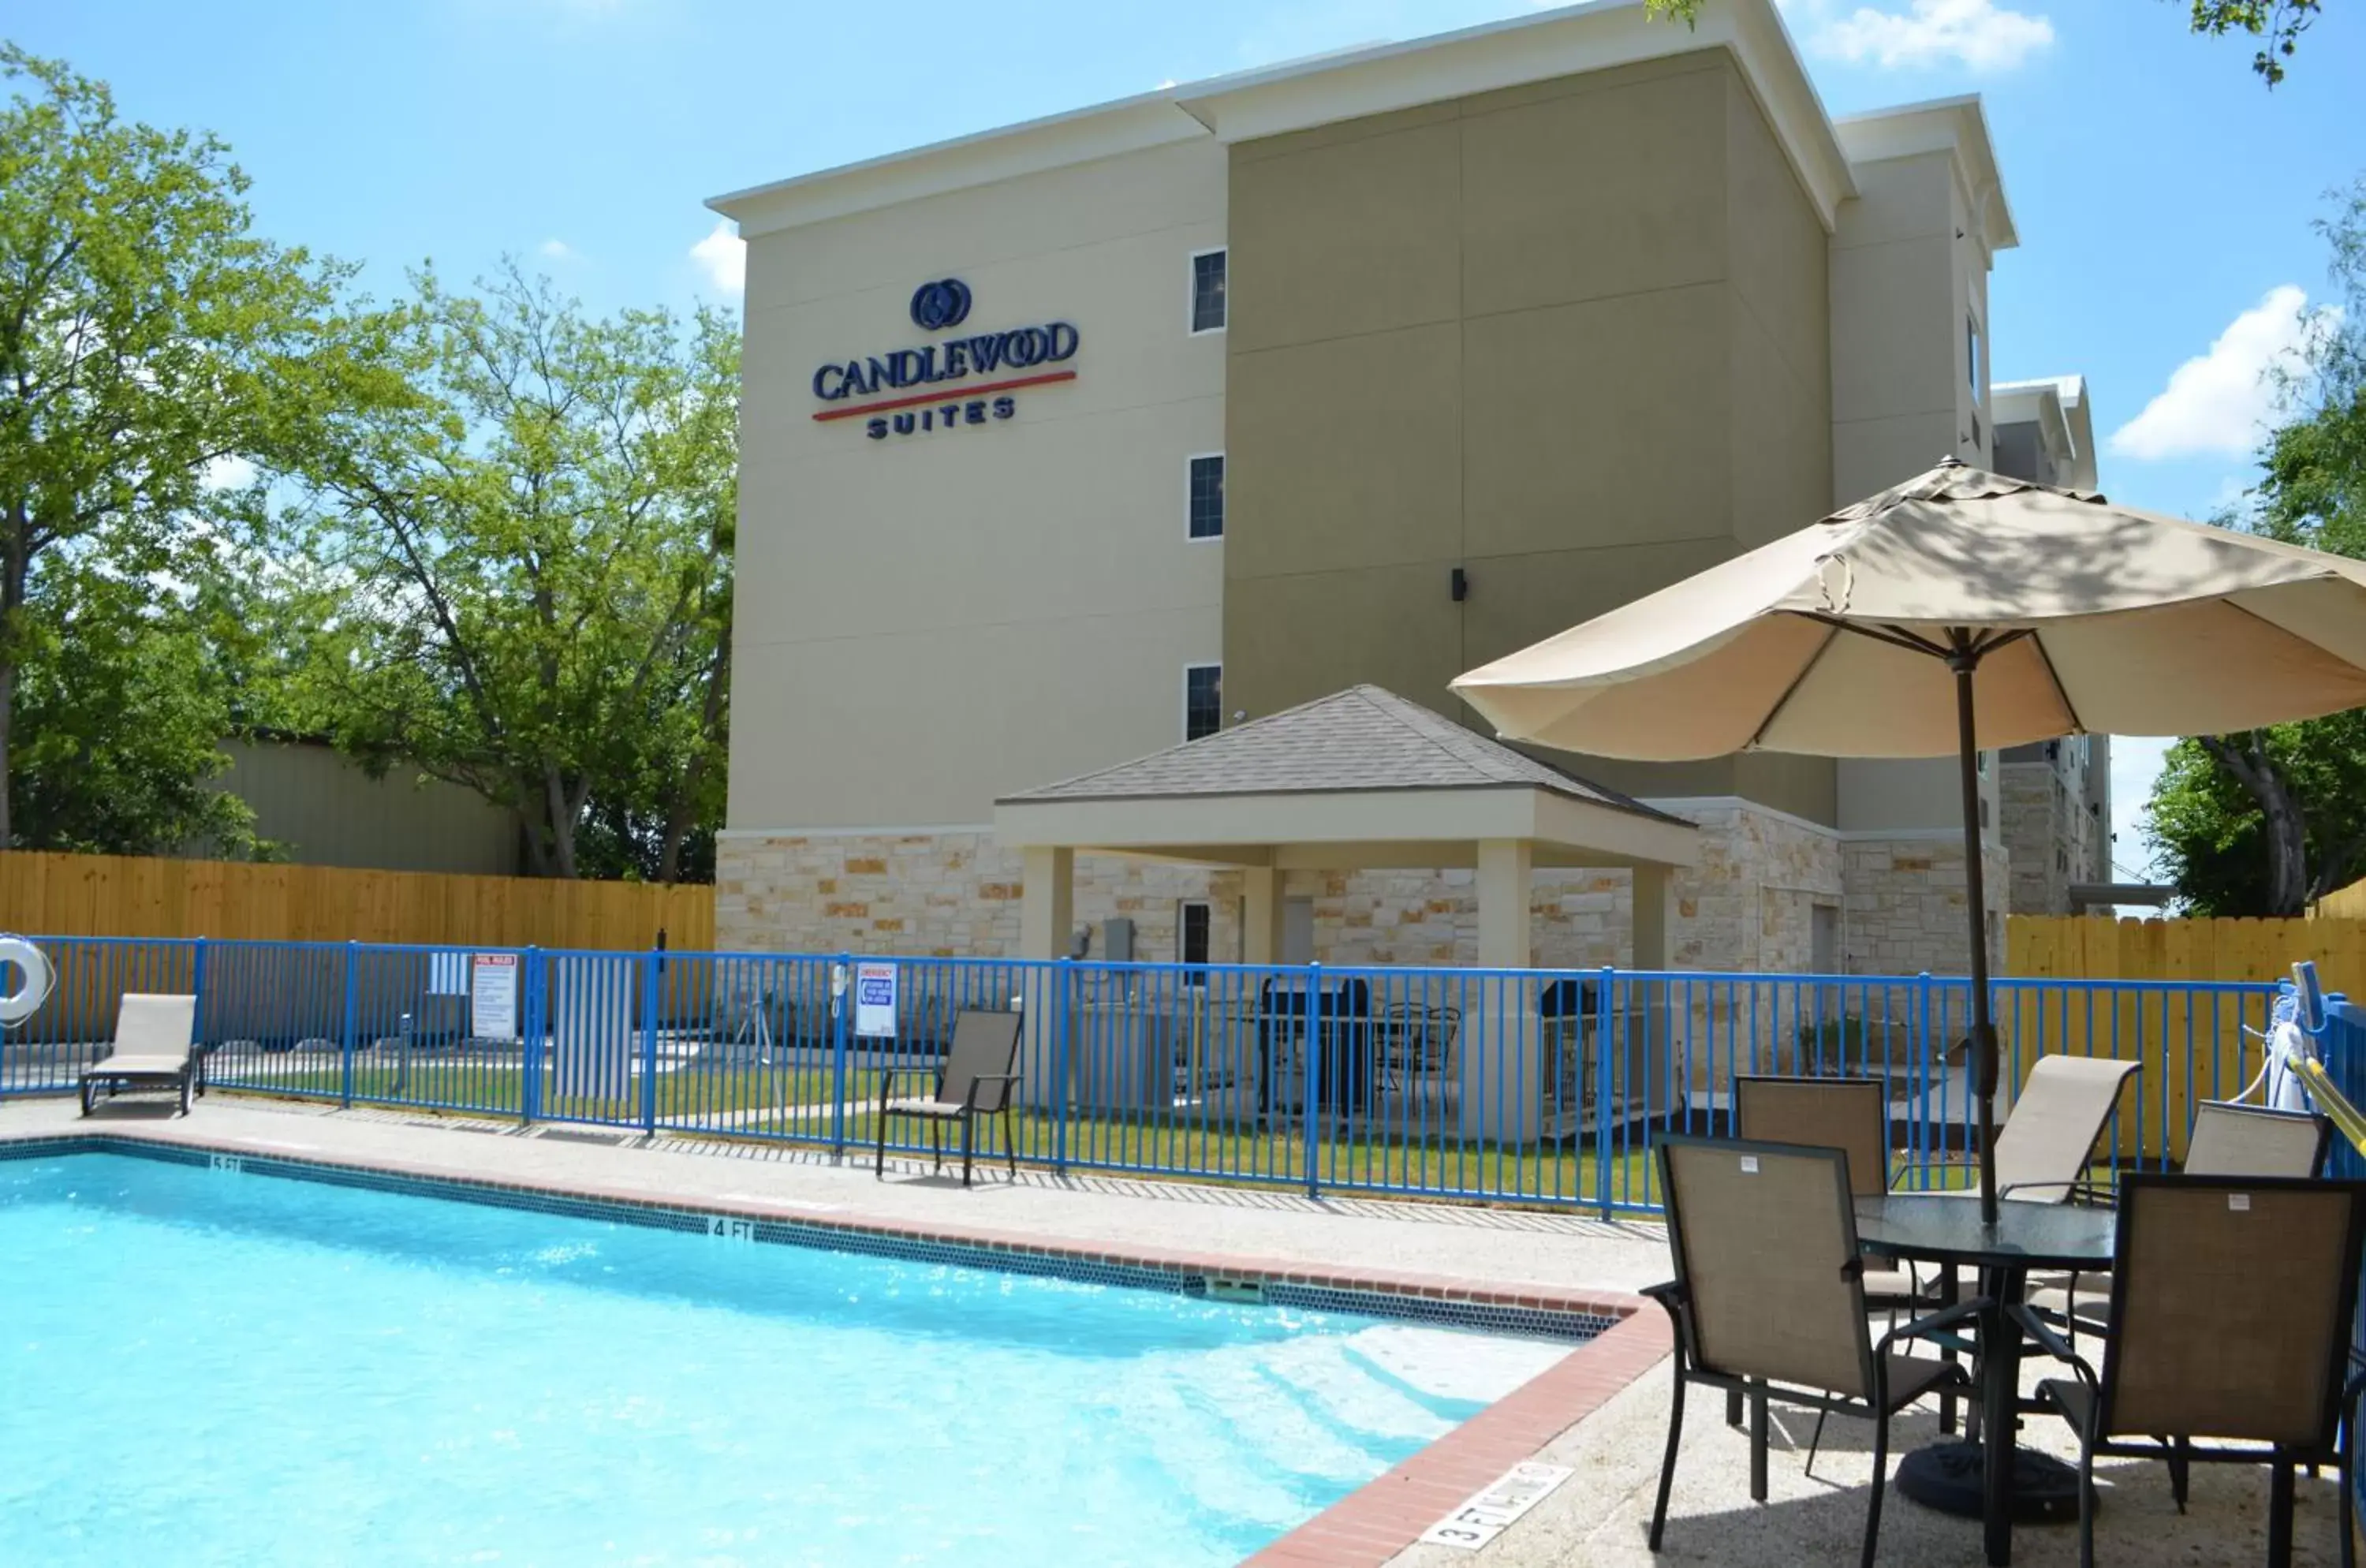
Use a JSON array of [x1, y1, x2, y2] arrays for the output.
[[1896, 1441, 2084, 1524]]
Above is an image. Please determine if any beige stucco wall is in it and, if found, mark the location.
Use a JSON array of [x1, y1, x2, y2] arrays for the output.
[[1218, 51, 1838, 827], [1826, 133, 2006, 853], [729, 138, 1229, 833]]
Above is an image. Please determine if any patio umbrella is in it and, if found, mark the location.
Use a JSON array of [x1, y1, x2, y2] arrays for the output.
[[1450, 457, 2366, 1225]]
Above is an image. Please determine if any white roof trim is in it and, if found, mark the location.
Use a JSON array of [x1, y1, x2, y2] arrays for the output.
[[1832, 94, 2017, 253], [711, 0, 1857, 238]]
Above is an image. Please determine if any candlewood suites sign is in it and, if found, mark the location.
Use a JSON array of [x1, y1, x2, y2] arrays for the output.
[[811, 278, 1079, 440]]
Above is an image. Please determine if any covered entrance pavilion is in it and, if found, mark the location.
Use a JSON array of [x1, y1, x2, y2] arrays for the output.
[[993, 687, 1699, 972]]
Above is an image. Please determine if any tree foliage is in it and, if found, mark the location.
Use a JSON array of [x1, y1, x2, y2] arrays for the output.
[[2148, 177, 2366, 913], [283, 266, 736, 882], [9, 546, 274, 858], [1643, 0, 2327, 84], [0, 44, 379, 850]]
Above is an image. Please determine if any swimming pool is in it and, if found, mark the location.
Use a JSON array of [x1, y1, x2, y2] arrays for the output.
[[0, 1151, 1573, 1566]]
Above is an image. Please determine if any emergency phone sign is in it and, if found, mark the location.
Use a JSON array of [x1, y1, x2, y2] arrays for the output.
[[854, 961, 898, 1038]]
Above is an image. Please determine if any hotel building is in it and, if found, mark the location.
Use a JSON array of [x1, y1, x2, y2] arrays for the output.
[[707, 0, 2106, 975]]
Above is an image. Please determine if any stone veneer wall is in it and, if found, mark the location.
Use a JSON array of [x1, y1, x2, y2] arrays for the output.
[[2000, 760, 2067, 915], [716, 805, 2002, 977], [722, 801, 1836, 974], [715, 831, 1245, 961], [1840, 835, 2010, 976]]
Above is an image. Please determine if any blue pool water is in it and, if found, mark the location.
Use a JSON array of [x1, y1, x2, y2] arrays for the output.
[[0, 1153, 1566, 1566]]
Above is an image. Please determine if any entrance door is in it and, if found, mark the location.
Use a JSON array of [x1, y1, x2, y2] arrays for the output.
[[1282, 898, 1315, 965]]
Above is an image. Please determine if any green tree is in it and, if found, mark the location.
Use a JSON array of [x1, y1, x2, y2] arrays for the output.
[[9, 549, 273, 857], [0, 45, 379, 848], [2147, 178, 2366, 912], [285, 266, 736, 882], [1644, 0, 2325, 84]]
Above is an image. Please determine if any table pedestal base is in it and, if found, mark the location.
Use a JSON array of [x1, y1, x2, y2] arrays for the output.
[[1896, 1442, 2084, 1525]]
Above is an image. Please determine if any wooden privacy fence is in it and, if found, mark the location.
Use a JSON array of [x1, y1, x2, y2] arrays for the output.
[[0, 850, 713, 951], [2006, 914, 2364, 1163]]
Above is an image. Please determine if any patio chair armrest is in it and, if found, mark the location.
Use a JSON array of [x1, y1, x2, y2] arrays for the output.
[[877, 1066, 939, 1109], [2005, 1303, 2100, 1393], [1877, 1296, 1992, 1357]]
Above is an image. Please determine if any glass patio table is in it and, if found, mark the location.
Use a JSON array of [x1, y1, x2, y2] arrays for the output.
[[1853, 1192, 2118, 1567]]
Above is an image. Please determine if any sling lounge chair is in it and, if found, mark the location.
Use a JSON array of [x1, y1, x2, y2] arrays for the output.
[[1922, 1054, 2140, 1204], [1645, 1134, 1982, 1568], [2010, 1174, 2366, 1568], [874, 1008, 1024, 1187], [79, 993, 202, 1116]]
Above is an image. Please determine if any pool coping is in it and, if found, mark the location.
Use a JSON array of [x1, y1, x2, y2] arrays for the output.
[[0, 1118, 1670, 1568]]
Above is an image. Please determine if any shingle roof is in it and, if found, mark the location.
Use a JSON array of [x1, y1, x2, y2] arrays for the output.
[[999, 685, 1686, 823]]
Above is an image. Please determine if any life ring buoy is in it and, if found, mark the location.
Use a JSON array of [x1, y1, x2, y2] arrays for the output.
[[0, 935, 53, 1025]]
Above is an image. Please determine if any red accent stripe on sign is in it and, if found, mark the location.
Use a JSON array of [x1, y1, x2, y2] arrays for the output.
[[812, 369, 1078, 422]]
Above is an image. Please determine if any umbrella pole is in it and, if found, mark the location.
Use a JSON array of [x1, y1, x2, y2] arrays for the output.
[[1951, 647, 2001, 1227]]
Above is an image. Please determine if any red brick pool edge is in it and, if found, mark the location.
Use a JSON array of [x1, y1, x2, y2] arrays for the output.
[[1243, 1307, 1670, 1567], [4, 1116, 1672, 1567]]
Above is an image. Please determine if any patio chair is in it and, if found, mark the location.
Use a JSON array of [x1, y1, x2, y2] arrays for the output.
[[1378, 1002, 1458, 1104], [2008, 1174, 2366, 1568], [873, 1008, 1024, 1187], [1923, 1054, 2140, 1204], [1733, 1076, 1949, 1428], [1644, 1135, 1983, 1568], [1733, 1077, 1935, 1320], [79, 993, 202, 1116], [2029, 1100, 2331, 1342]]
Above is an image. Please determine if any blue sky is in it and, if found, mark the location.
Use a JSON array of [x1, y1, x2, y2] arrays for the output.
[[10, 0, 2365, 879]]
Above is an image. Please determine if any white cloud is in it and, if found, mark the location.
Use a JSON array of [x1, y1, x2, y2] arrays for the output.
[[2109, 286, 2316, 461], [200, 455, 257, 491], [689, 219, 745, 296], [1801, 0, 2055, 72], [538, 237, 578, 262]]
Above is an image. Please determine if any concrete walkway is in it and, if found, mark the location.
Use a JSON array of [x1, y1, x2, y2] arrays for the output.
[[1386, 1350, 2353, 1567]]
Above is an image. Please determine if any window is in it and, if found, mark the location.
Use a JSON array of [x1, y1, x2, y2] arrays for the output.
[[1184, 663, 1222, 741], [1179, 901, 1211, 975], [1966, 312, 1983, 393], [1189, 248, 1227, 334], [1187, 454, 1224, 539]]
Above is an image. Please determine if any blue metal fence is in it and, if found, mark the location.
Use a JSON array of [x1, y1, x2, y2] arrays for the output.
[[4, 935, 2282, 1212]]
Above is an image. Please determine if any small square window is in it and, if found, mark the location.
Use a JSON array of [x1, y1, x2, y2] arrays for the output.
[[1184, 664, 1222, 742], [1187, 454, 1224, 539], [1190, 249, 1227, 334]]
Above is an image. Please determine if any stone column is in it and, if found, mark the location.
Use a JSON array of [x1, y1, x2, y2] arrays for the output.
[[1476, 838, 1532, 969], [1633, 864, 1671, 971], [1241, 864, 1284, 965], [1019, 846, 1074, 961]]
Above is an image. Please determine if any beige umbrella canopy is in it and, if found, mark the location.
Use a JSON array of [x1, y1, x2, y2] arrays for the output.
[[1456, 461, 2366, 759], [1452, 457, 2366, 1224]]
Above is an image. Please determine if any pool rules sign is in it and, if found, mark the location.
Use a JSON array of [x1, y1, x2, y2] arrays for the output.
[[471, 953, 520, 1040], [854, 961, 898, 1038]]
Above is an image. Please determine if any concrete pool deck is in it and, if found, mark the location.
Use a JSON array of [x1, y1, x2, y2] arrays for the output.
[[5, 1092, 2351, 1566]]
